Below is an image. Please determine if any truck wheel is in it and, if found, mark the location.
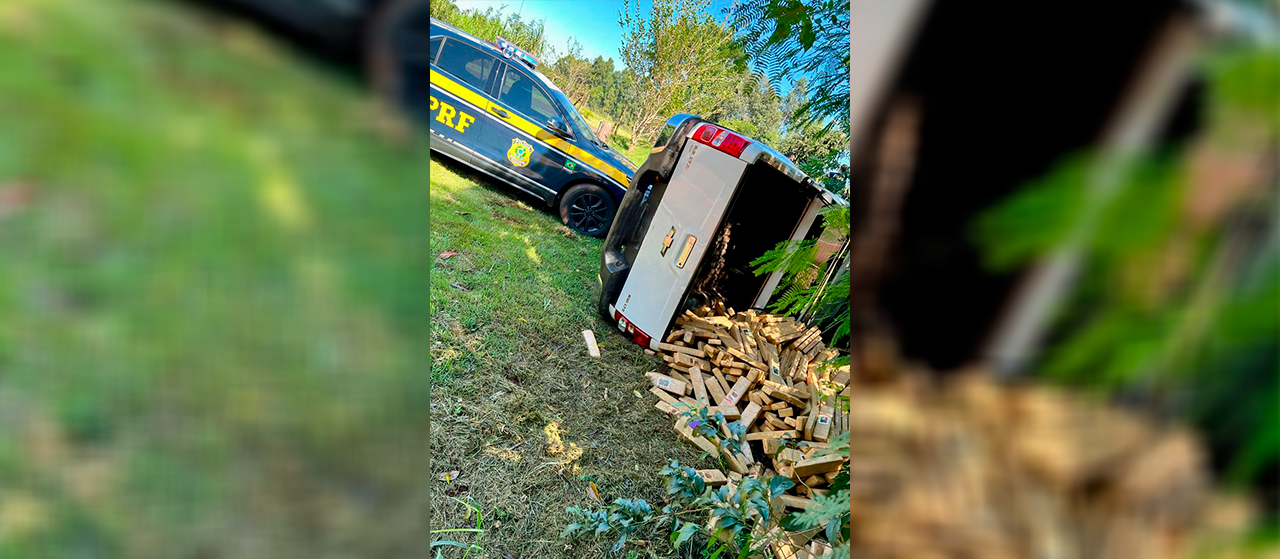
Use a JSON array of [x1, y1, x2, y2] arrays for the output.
[[559, 183, 617, 238], [365, 0, 430, 115]]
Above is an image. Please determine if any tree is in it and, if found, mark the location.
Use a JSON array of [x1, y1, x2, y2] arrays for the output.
[[742, 72, 783, 144], [712, 70, 783, 144], [729, 0, 850, 132], [602, 71, 637, 133], [618, 0, 744, 142], [777, 78, 847, 163], [587, 56, 614, 109], [542, 38, 593, 106]]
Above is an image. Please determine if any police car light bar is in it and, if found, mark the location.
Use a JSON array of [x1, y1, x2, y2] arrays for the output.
[[691, 123, 750, 158], [493, 37, 539, 69]]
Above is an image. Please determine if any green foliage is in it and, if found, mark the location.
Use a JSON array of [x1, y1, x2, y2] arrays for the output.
[[1205, 46, 1280, 119], [662, 459, 709, 500], [752, 241, 821, 283], [975, 150, 1278, 486], [720, 118, 759, 139], [814, 432, 850, 461], [431, 497, 486, 558], [751, 205, 851, 344], [752, 242, 820, 318], [0, 0, 436, 554], [775, 77, 850, 202], [796, 149, 850, 198], [585, 57, 637, 128], [1187, 255, 1279, 488], [974, 152, 1202, 389], [728, 0, 850, 132], [783, 490, 850, 551], [971, 42, 1280, 490], [563, 458, 821, 556], [677, 404, 749, 456], [619, 0, 745, 141], [563, 498, 655, 552], [541, 38, 593, 106], [608, 132, 631, 150], [714, 71, 784, 144], [429, 0, 548, 58], [975, 153, 1181, 274], [781, 436, 850, 556]]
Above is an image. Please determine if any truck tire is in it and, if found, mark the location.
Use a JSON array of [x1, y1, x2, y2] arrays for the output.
[[559, 183, 617, 238], [365, 0, 431, 116]]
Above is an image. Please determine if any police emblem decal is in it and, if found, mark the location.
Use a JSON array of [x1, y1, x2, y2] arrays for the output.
[[507, 139, 533, 168]]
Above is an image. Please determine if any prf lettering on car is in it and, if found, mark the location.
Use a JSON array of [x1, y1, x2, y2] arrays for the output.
[[429, 96, 475, 133], [425, 19, 638, 238]]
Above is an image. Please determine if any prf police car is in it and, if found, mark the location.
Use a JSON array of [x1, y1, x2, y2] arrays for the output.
[[424, 19, 637, 236]]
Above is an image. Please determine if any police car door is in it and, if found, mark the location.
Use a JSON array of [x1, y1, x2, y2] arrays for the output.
[[427, 37, 497, 163], [474, 64, 571, 200]]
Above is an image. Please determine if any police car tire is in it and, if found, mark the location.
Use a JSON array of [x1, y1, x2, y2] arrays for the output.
[[365, 0, 429, 110], [559, 183, 617, 238]]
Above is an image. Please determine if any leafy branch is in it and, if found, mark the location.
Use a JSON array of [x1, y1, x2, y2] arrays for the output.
[[562, 459, 795, 555], [751, 205, 851, 344], [562, 431, 853, 556]]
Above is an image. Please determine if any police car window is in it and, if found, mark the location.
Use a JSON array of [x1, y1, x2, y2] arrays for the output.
[[498, 68, 560, 126], [429, 37, 443, 63], [434, 40, 494, 90], [562, 101, 600, 145]]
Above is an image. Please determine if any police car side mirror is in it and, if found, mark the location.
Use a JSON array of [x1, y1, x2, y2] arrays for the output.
[[546, 117, 571, 139]]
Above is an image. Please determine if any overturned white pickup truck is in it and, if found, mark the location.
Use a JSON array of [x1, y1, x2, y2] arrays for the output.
[[598, 114, 847, 350]]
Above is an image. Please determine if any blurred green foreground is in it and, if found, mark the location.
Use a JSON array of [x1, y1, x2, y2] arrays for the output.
[[0, 0, 433, 556]]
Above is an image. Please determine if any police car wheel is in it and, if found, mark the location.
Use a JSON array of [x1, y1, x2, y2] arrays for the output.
[[559, 184, 616, 238]]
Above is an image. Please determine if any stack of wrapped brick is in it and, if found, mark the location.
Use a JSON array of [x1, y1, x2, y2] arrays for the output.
[[640, 313, 1261, 559], [831, 368, 1259, 559], [643, 306, 849, 558]]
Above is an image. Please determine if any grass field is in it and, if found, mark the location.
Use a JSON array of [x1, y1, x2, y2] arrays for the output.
[[428, 157, 716, 558], [0, 1, 435, 557], [0, 0, 732, 557]]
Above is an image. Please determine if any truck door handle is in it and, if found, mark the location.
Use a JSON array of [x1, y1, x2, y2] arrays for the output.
[[676, 235, 697, 269], [489, 106, 509, 118]]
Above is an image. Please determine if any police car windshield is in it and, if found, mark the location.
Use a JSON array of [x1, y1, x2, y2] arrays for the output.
[[549, 89, 602, 147]]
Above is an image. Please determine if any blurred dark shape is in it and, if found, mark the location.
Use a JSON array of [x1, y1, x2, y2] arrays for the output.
[[844, 0, 1278, 548], [0, 0, 433, 556], [848, 0, 1209, 371], [841, 357, 1259, 559]]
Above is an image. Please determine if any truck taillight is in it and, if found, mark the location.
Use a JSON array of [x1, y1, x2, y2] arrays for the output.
[[614, 310, 653, 348], [691, 123, 750, 158]]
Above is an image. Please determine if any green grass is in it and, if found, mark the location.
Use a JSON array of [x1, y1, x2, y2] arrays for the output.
[[0, 1, 722, 557], [429, 158, 715, 557], [0, 0, 432, 556]]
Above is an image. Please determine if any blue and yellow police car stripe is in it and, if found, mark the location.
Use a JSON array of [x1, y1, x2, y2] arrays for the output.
[[429, 69, 631, 187]]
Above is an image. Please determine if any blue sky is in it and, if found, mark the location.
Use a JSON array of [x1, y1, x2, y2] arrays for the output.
[[451, 0, 802, 94]]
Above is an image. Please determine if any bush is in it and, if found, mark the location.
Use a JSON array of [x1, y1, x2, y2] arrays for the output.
[[429, 0, 548, 57]]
